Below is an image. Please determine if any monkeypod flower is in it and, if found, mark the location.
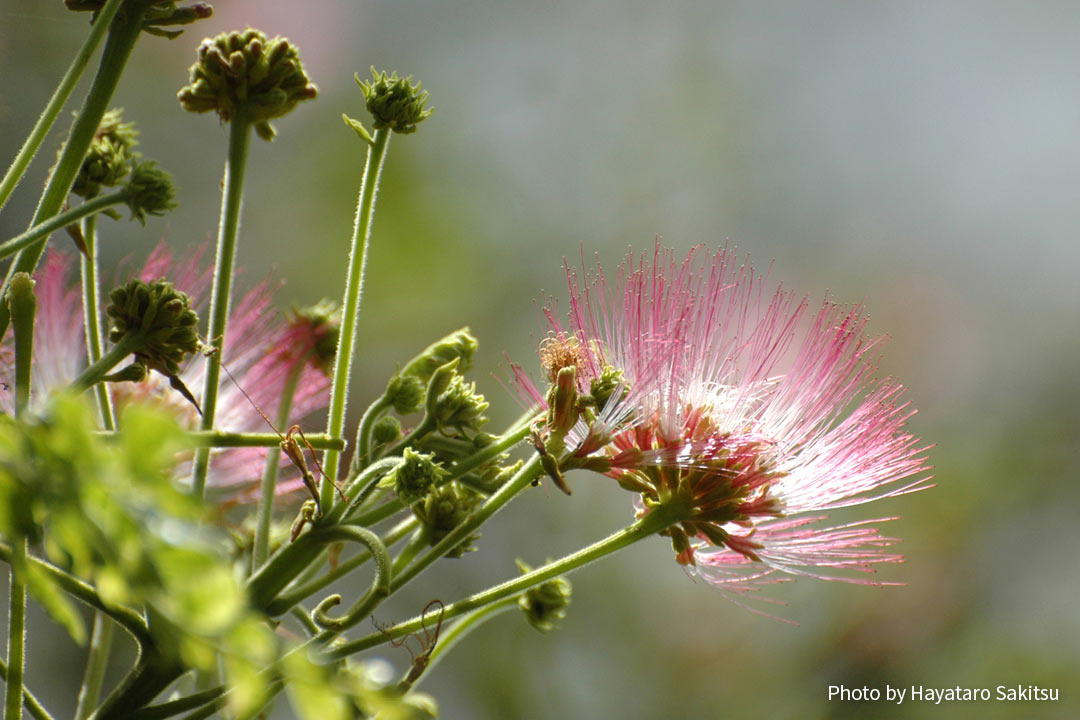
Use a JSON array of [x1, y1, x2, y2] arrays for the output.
[[515, 242, 933, 606]]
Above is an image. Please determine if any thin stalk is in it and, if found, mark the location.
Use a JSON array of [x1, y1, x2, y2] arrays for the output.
[[182, 431, 342, 450], [0, 189, 127, 261], [5, 540, 27, 720], [69, 331, 142, 392], [388, 454, 544, 593], [353, 395, 391, 471], [190, 106, 253, 499], [389, 528, 427, 578], [126, 688, 224, 720], [74, 616, 114, 719], [323, 504, 683, 662], [0, 0, 151, 339], [322, 128, 392, 509], [289, 606, 320, 637], [410, 595, 518, 690], [0, 657, 53, 720], [252, 358, 307, 571], [5, 273, 34, 719], [0, 0, 125, 212], [77, 214, 118, 720], [0, 542, 150, 646], [80, 214, 117, 429]]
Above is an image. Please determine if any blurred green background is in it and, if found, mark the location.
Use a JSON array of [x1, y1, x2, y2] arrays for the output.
[[2, 1, 1078, 718]]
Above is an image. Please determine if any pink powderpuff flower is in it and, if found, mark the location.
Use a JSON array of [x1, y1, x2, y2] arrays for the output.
[[0, 245, 332, 503], [514, 242, 933, 611]]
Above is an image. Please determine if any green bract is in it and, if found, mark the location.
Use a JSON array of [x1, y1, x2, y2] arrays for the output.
[[106, 278, 199, 376], [356, 68, 433, 134], [414, 482, 482, 558], [377, 448, 447, 506], [123, 161, 177, 223], [71, 108, 139, 199], [177, 28, 317, 141]]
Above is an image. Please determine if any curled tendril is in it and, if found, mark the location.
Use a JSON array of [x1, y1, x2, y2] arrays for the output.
[[310, 526, 391, 631]]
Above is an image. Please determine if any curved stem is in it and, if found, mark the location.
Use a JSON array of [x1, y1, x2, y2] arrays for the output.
[[190, 108, 253, 499], [0, 542, 150, 646], [309, 527, 391, 632], [325, 456, 400, 524], [74, 616, 114, 719], [353, 395, 391, 472], [0, 190, 126, 261], [80, 214, 117, 430], [322, 128, 392, 509], [0, 0, 126, 212], [409, 595, 518, 691], [0, 0, 151, 340], [252, 357, 307, 571], [69, 332, 142, 392], [125, 687, 224, 720], [265, 516, 416, 617], [389, 528, 427, 578], [323, 504, 682, 662], [0, 657, 53, 720]]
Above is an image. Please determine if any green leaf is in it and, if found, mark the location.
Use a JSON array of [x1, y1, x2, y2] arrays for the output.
[[342, 113, 373, 145], [24, 561, 87, 644]]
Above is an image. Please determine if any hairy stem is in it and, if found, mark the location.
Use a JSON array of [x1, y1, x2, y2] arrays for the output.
[[5, 540, 27, 720], [74, 616, 114, 719], [80, 215, 117, 429], [0, 189, 127, 261], [69, 332, 143, 392], [0, 656, 52, 720], [253, 357, 307, 571], [190, 107, 253, 499], [0, 0, 126, 212], [322, 128, 391, 509]]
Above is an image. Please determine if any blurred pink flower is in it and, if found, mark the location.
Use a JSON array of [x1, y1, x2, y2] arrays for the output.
[[515, 242, 933, 610], [0, 246, 331, 502]]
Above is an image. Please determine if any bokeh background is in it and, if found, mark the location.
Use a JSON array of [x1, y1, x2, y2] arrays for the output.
[[2, 1, 1078, 718]]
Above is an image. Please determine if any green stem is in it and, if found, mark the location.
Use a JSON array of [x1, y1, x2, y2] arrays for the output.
[[126, 688, 224, 720], [323, 505, 683, 662], [0, 657, 53, 720], [69, 332, 142, 392], [181, 431, 343, 450], [388, 454, 544, 593], [353, 395, 391, 471], [0, 189, 127, 261], [309, 527, 391, 632], [0, 0, 125, 213], [252, 357, 307, 571], [8, 272, 35, 417], [80, 214, 117, 430], [74, 615, 114, 719], [409, 596, 518, 690], [0, 542, 150, 646], [5, 540, 27, 720], [0, 0, 151, 340], [190, 107, 253, 499], [265, 516, 416, 617], [289, 606, 319, 637], [389, 528, 427, 578], [322, 128, 392, 509]]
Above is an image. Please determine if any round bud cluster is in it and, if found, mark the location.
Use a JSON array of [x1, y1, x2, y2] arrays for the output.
[[399, 327, 478, 383], [385, 373, 425, 415], [287, 299, 340, 375], [71, 108, 139, 199], [356, 68, 433, 134], [414, 483, 482, 558], [178, 28, 317, 141], [377, 448, 448, 506], [106, 279, 199, 376], [371, 415, 403, 446], [431, 373, 489, 435], [123, 162, 178, 224]]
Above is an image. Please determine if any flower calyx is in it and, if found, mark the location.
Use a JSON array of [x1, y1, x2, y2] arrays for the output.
[[178, 28, 317, 141], [516, 559, 571, 633], [351, 68, 433, 137], [377, 448, 448, 506]]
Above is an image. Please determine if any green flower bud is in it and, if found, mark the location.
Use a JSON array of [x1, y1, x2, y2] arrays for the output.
[[432, 374, 489, 435], [355, 68, 433, 134], [371, 415, 403, 446], [178, 28, 317, 141], [123, 161, 177, 224], [545, 365, 579, 435], [288, 299, 340, 375], [70, 108, 140, 199], [65, 1, 212, 38], [106, 279, 200, 377], [102, 362, 148, 384], [385, 373, 425, 415], [414, 482, 482, 558], [400, 327, 478, 383], [377, 448, 447, 506], [589, 365, 627, 410], [516, 559, 572, 633]]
